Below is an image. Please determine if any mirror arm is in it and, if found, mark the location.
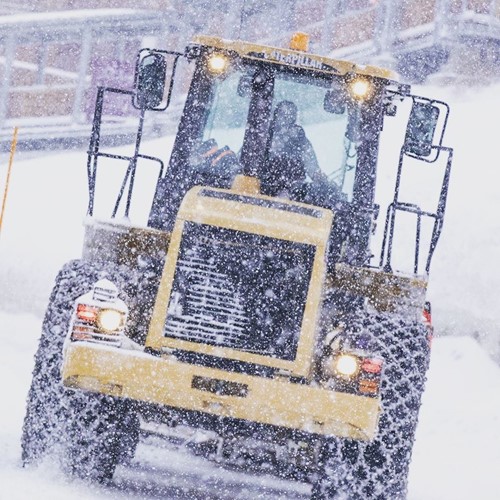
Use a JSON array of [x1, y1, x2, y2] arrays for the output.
[[164, 54, 180, 109]]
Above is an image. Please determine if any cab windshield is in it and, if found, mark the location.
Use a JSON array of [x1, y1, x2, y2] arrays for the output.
[[201, 65, 361, 202]]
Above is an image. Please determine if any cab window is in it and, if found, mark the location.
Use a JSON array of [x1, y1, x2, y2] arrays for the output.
[[202, 70, 251, 154], [269, 73, 359, 201]]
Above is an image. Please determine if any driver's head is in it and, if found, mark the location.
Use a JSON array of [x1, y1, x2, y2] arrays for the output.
[[273, 100, 298, 129]]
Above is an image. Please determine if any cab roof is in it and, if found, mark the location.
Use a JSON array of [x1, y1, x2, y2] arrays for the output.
[[191, 35, 398, 82]]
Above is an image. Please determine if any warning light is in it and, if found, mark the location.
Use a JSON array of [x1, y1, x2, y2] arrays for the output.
[[290, 32, 310, 52]]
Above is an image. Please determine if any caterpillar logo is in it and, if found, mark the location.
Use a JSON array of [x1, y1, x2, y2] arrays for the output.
[[248, 48, 337, 72], [268, 50, 336, 71]]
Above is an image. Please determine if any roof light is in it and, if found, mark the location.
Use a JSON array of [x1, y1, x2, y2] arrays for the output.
[[349, 78, 372, 100], [207, 53, 229, 74], [289, 32, 309, 52]]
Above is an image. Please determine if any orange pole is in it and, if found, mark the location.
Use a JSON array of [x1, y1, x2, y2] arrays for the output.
[[0, 126, 19, 237]]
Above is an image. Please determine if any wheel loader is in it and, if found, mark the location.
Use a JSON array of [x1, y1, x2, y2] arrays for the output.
[[21, 32, 453, 499]]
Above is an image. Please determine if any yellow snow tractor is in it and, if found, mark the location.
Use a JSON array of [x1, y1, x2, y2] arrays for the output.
[[22, 33, 452, 499]]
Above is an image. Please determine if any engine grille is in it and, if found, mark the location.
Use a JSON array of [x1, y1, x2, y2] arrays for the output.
[[164, 222, 315, 361]]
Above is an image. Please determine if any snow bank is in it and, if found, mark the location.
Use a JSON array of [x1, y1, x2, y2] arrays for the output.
[[409, 336, 500, 499]]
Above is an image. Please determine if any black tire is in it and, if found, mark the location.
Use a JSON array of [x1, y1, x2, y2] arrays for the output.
[[312, 310, 431, 499], [21, 260, 100, 465], [62, 393, 139, 482], [21, 259, 139, 478]]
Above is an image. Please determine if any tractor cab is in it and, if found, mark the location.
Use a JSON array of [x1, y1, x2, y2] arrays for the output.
[[86, 34, 451, 277], [147, 36, 394, 234]]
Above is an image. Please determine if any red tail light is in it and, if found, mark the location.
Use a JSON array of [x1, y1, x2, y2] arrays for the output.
[[423, 301, 432, 326], [76, 303, 98, 322], [359, 379, 380, 395], [423, 301, 434, 346], [361, 357, 383, 374]]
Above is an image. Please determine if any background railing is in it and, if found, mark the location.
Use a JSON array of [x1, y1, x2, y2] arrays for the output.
[[0, 1, 498, 150]]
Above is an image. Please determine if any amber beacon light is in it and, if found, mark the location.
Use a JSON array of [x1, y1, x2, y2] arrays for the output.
[[289, 32, 310, 52]]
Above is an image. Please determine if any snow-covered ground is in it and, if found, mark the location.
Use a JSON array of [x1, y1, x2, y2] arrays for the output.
[[1, 81, 500, 498]]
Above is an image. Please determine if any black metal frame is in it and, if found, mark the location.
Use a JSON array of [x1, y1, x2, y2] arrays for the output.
[[132, 48, 183, 111], [86, 49, 184, 219], [379, 95, 453, 275]]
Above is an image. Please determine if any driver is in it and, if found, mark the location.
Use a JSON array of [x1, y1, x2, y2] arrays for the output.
[[263, 100, 340, 205]]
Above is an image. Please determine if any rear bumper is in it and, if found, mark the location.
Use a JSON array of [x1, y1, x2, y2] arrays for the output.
[[62, 342, 380, 440]]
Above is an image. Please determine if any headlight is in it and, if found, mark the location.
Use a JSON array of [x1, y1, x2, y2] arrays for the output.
[[207, 53, 229, 75], [96, 309, 124, 333], [333, 353, 360, 378], [69, 279, 129, 347]]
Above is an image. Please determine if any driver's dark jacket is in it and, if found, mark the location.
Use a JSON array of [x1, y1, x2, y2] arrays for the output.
[[262, 125, 312, 196]]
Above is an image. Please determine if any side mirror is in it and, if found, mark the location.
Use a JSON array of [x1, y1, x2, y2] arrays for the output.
[[136, 53, 167, 109], [324, 89, 346, 114], [237, 75, 253, 97], [404, 102, 440, 157]]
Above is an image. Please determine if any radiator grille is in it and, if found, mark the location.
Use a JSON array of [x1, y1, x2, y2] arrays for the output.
[[164, 222, 315, 361]]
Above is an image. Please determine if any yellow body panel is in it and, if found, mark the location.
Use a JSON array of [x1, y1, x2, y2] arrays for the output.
[[192, 35, 397, 81], [82, 219, 171, 267], [145, 185, 333, 378], [330, 262, 428, 313], [62, 342, 380, 440]]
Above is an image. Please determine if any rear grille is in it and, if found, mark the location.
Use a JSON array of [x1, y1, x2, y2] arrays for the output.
[[164, 222, 315, 361]]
